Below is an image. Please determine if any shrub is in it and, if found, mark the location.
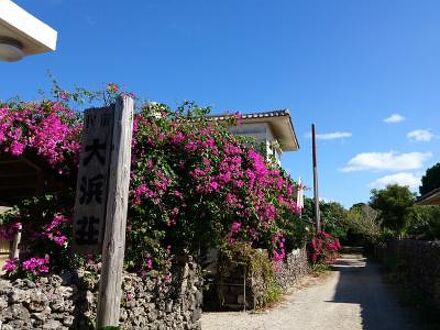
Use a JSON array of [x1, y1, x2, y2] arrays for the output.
[[218, 242, 282, 308], [0, 84, 303, 277], [307, 231, 341, 265], [404, 205, 440, 240]]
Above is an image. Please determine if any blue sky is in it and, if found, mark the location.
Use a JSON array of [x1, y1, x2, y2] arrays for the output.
[[2, 0, 440, 207]]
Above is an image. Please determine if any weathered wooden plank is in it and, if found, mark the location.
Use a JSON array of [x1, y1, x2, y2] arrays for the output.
[[73, 106, 114, 255], [9, 226, 21, 259], [97, 96, 134, 328]]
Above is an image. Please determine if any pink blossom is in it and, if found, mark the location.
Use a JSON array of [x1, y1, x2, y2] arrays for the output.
[[10, 141, 25, 156], [208, 181, 219, 191], [230, 222, 241, 234], [146, 258, 153, 270], [45, 214, 67, 232], [51, 235, 68, 247], [184, 141, 197, 152], [22, 256, 50, 275], [2, 258, 18, 272]]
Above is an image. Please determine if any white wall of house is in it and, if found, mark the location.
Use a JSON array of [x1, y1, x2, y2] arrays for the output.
[[229, 123, 282, 163]]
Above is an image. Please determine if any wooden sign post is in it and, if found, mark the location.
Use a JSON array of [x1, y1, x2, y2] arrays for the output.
[[97, 96, 133, 328], [73, 95, 134, 328]]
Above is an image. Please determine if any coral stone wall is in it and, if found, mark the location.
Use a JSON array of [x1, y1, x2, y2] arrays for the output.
[[274, 247, 309, 291], [0, 261, 203, 330], [380, 239, 440, 311]]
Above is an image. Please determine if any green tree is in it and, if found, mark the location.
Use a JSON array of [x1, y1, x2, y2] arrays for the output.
[[300, 197, 315, 225], [420, 162, 440, 195], [300, 197, 348, 238], [369, 184, 415, 234], [346, 204, 381, 243], [405, 205, 440, 240], [320, 201, 348, 238]]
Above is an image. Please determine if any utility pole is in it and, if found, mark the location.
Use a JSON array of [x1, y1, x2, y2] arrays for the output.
[[312, 124, 321, 232]]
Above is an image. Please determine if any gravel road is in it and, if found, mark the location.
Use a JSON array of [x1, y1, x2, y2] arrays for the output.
[[201, 252, 423, 330]]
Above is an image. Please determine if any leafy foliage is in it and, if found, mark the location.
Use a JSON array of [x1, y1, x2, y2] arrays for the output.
[[345, 204, 381, 243], [300, 197, 348, 239], [320, 201, 348, 239], [404, 205, 440, 240], [218, 242, 282, 308], [370, 184, 416, 234]]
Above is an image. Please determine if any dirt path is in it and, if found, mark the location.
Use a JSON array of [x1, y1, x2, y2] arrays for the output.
[[201, 252, 422, 330]]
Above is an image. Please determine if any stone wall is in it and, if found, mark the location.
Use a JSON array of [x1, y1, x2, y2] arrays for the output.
[[0, 260, 203, 330], [379, 239, 440, 311], [214, 247, 309, 310], [274, 247, 309, 291]]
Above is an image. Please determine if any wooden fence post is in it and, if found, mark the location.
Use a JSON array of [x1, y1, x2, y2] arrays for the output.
[[96, 95, 134, 328]]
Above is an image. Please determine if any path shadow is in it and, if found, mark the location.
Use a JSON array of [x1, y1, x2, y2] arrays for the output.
[[327, 250, 424, 330]]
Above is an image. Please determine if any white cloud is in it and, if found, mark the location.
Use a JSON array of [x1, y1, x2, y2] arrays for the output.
[[316, 131, 352, 140], [341, 151, 432, 172], [384, 113, 405, 123], [305, 131, 352, 140], [407, 129, 435, 142], [368, 172, 421, 190]]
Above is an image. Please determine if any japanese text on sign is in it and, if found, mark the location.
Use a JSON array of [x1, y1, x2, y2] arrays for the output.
[[73, 107, 114, 254]]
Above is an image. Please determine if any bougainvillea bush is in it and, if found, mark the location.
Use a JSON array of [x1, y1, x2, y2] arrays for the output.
[[0, 85, 303, 277], [307, 231, 341, 265]]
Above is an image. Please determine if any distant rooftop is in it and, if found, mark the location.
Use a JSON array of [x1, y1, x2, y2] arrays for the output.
[[417, 187, 440, 205], [210, 109, 299, 151]]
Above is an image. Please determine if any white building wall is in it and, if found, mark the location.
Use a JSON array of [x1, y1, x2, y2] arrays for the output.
[[229, 123, 281, 164]]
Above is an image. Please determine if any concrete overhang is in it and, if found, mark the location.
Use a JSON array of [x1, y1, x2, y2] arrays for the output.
[[0, 0, 57, 60]]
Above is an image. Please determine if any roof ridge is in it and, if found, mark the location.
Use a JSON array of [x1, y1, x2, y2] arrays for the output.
[[209, 108, 289, 118]]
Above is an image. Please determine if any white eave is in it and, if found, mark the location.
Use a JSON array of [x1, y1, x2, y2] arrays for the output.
[[0, 0, 57, 55], [211, 109, 300, 151]]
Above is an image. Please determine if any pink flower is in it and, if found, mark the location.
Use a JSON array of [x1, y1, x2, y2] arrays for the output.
[[184, 142, 198, 152], [22, 256, 50, 275], [164, 272, 172, 283], [45, 214, 67, 232], [51, 235, 68, 247], [230, 222, 241, 234], [59, 91, 70, 101], [2, 258, 18, 272], [146, 258, 153, 270], [208, 181, 219, 191], [171, 132, 185, 145], [10, 141, 25, 156]]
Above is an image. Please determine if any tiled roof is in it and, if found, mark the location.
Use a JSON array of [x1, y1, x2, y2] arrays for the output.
[[209, 109, 290, 120], [417, 187, 440, 205]]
